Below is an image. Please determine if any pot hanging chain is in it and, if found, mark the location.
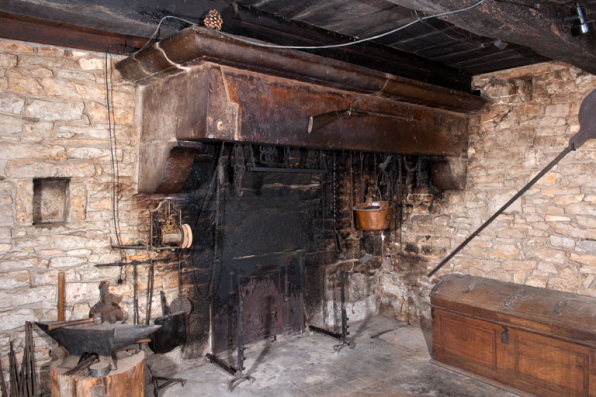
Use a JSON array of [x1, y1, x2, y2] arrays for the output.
[[332, 152, 342, 253]]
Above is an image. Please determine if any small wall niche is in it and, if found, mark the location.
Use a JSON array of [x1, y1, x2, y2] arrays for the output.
[[33, 178, 70, 224]]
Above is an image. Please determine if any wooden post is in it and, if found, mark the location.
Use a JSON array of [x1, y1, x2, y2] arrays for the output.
[[57, 272, 65, 322], [50, 351, 145, 397]]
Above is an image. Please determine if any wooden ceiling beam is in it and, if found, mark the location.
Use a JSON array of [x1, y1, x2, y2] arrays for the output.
[[0, 12, 146, 54], [386, 0, 596, 75], [0, 1, 473, 91]]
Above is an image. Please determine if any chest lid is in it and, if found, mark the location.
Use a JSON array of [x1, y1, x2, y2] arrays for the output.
[[430, 274, 596, 345]]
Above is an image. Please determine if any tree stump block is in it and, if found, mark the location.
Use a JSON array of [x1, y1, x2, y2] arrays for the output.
[[50, 351, 145, 397]]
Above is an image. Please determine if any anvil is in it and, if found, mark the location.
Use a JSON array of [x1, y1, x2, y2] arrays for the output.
[[36, 321, 161, 370]]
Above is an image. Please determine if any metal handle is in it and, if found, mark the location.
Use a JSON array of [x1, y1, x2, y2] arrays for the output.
[[47, 317, 94, 331]]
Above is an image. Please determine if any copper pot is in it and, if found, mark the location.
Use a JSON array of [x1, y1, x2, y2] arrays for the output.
[[353, 201, 392, 231]]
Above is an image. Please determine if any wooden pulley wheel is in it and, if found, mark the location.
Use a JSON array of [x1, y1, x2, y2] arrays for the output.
[[181, 224, 193, 249]]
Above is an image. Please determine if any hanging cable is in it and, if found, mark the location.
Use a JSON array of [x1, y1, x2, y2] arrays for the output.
[[134, 0, 488, 54], [105, 45, 126, 283]]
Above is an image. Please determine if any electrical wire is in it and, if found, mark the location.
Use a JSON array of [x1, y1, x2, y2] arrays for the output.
[[135, 0, 489, 53], [105, 45, 125, 282]]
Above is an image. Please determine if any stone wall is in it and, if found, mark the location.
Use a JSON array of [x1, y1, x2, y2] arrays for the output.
[[380, 61, 596, 327], [0, 37, 387, 391], [0, 38, 145, 390]]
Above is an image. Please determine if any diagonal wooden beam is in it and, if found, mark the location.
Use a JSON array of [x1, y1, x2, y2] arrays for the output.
[[386, 0, 596, 75]]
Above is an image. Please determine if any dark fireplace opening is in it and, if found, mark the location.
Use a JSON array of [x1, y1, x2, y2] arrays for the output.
[[172, 143, 431, 359]]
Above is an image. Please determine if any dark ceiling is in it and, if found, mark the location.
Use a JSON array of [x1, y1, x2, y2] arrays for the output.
[[1, 0, 595, 92]]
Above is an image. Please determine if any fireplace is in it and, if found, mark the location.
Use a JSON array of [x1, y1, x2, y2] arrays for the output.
[[115, 24, 481, 366]]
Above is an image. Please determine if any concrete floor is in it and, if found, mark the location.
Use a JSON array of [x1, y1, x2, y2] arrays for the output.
[[159, 316, 517, 397]]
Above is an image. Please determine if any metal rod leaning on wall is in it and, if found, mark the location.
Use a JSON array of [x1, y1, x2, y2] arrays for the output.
[[428, 89, 596, 277]]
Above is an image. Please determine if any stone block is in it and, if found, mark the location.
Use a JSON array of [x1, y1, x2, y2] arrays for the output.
[[48, 256, 86, 268], [66, 281, 99, 303], [540, 186, 581, 197], [15, 179, 33, 224], [5, 160, 96, 178], [56, 69, 95, 82], [7, 71, 44, 96], [74, 82, 105, 100], [566, 203, 596, 216], [0, 142, 66, 160], [37, 46, 65, 56], [0, 285, 55, 310], [549, 235, 575, 249], [30, 268, 77, 286], [527, 247, 566, 264], [537, 262, 558, 274], [0, 270, 30, 289], [0, 113, 23, 134], [66, 147, 110, 160], [544, 215, 570, 222], [53, 235, 109, 250], [0, 309, 37, 332], [547, 268, 580, 291], [0, 92, 25, 114], [14, 235, 52, 248], [78, 58, 104, 70], [489, 245, 519, 260], [25, 99, 84, 121], [0, 258, 48, 272], [0, 53, 17, 68], [70, 302, 90, 320], [577, 239, 596, 254], [544, 104, 570, 117], [0, 40, 34, 53], [553, 194, 584, 206], [18, 55, 77, 70], [55, 124, 110, 140], [40, 78, 78, 98], [111, 90, 135, 107], [570, 253, 596, 266], [89, 197, 112, 210], [69, 183, 87, 221], [85, 101, 134, 125], [30, 68, 53, 78], [76, 265, 120, 282]]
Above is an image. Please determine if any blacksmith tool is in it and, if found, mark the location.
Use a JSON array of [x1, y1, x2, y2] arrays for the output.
[[169, 250, 192, 316], [349, 151, 355, 232], [35, 320, 160, 373], [8, 342, 18, 396], [308, 106, 415, 134], [206, 279, 254, 392], [149, 291, 187, 354], [64, 353, 99, 376], [148, 365, 186, 397], [429, 89, 596, 277], [332, 152, 343, 253], [19, 322, 37, 397], [309, 271, 354, 354], [46, 317, 94, 331]]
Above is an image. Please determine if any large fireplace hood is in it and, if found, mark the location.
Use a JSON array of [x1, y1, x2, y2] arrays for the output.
[[116, 26, 485, 194]]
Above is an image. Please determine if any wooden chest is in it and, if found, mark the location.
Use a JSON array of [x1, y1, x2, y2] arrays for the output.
[[430, 274, 596, 397]]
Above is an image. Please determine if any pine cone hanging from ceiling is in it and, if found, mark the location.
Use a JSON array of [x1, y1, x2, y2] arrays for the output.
[[204, 9, 223, 31]]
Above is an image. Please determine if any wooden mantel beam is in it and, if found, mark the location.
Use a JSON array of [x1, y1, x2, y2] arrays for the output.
[[386, 0, 596, 75]]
